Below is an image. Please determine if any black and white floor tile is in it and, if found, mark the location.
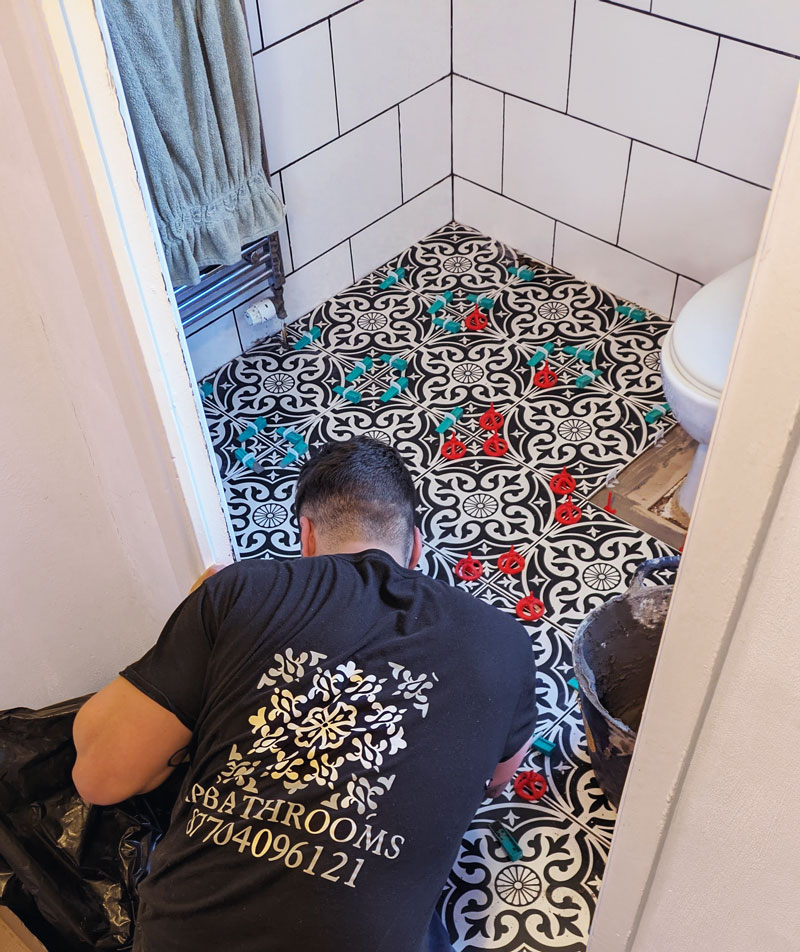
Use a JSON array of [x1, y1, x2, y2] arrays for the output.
[[198, 221, 680, 951]]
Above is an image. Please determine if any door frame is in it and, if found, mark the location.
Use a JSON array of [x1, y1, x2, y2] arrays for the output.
[[12, 0, 235, 579]]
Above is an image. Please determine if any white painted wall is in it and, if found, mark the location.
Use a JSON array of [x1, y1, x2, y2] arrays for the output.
[[0, 3, 231, 709], [453, 0, 800, 317]]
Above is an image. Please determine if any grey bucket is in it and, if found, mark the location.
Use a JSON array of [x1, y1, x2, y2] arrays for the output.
[[571, 555, 680, 808]]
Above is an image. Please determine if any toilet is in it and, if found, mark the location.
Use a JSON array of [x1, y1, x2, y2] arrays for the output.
[[660, 256, 753, 515]]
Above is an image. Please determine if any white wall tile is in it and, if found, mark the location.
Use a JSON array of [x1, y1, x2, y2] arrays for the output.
[[570, 0, 717, 157], [453, 0, 573, 110], [187, 316, 242, 380], [554, 223, 677, 316], [331, 0, 450, 132], [503, 97, 631, 242], [652, 0, 800, 58], [619, 143, 770, 283], [350, 179, 452, 278], [608, 0, 650, 9], [253, 25, 339, 171], [698, 40, 800, 188], [270, 172, 293, 273], [453, 77, 504, 192], [283, 241, 354, 321], [399, 79, 451, 200], [258, 0, 353, 46], [243, 0, 263, 52], [672, 275, 704, 319], [281, 111, 402, 268], [454, 177, 555, 264]]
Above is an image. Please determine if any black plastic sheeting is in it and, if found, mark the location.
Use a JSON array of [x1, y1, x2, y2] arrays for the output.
[[0, 697, 184, 951]]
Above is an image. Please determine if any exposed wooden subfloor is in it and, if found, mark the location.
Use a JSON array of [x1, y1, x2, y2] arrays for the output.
[[590, 426, 697, 550]]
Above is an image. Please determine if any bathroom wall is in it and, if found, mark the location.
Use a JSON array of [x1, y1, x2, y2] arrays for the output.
[[186, 0, 453, 378], [452, 0, 800, 317]]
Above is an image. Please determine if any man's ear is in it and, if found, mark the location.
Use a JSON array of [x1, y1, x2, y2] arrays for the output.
[[408, 526, 423, 570], [299, 515, 316, 557]]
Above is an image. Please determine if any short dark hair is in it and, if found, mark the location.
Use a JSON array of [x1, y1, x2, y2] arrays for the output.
[[295, 437, 416, 554]]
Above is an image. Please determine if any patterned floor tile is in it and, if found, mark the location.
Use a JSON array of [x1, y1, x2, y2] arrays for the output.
[[302, 380, 446, 479], [484, 504, 678, 634], [400, 329, 546, 436], [534, 706, 617, 848], [503, 370, 658, 497], [438, 805, 608, 951], [201, 334, 351, 445], [588, 316, 675, 410], [223, 456, 300, 560], [387, 222, 518, 315], [416, 451, 558, 568], [305, 269, 438, 369]]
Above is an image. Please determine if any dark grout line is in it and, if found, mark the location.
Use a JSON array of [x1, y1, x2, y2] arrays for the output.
[[453, 174, 703, 284], [253, 0, 265, 52], [397, 105, 405, 203], [500, 93, 506, 194], [551, 220, 557, 267], [452, 72, 772, 191], [348, 239, 356, 282], [450, 0, 455, 218], [272, 74, 450, 177], [596, 0, 800, 60], [565, 0, 578, 113], [328, 19, 341, 137], [668, 273, 680, 319], [695, 36, 720, 162], [259, 1, 365, 52], [616, 140, 634, 245]]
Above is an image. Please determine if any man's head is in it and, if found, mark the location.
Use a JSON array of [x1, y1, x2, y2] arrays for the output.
[[294, 437, 422, 567]]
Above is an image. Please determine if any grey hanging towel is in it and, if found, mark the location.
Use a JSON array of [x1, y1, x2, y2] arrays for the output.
[[103, 0, 285, 285]]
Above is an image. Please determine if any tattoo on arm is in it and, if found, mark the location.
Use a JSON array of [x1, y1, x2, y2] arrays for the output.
[[167, 746, 190, 768]]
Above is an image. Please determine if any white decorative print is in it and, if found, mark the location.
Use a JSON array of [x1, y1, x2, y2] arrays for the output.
[[388, 663, 438, 717]]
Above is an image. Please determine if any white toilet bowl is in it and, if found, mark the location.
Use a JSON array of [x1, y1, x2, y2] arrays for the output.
[[660, 257, 753, 514]]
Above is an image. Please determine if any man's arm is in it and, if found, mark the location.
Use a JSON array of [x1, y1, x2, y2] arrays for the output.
[[72, 676, 192, 806], [485, 739, 530, 800]]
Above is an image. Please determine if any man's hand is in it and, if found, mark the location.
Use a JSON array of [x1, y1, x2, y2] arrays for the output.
[[485, 740, 530, 799], [72, 677, 192, 805], [189, 562, 229, 594]]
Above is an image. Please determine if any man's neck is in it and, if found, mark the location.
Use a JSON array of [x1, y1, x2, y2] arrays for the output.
[[315, 539, 405, 566]]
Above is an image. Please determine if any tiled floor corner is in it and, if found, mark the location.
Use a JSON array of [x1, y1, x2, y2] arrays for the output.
[[198, 221, 680, 951]]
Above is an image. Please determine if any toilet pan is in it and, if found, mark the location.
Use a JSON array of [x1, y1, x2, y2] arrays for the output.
[[659, 257, 753, 513]]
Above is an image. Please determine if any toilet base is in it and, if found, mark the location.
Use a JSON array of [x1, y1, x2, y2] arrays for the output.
[[678, 442, 708, 515]]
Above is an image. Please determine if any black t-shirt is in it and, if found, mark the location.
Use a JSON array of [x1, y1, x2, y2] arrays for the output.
[[121, 551, 536, 952]]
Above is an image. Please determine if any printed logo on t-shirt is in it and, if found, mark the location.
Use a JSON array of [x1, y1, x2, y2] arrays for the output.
[[183, 649, 438, 890]]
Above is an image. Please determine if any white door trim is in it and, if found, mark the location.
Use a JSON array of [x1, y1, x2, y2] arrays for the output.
[[18, 0, 235, 574], [588, 88, 800, 950]]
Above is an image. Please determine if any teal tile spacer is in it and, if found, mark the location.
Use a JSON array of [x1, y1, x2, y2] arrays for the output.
[[532, 736, 556, 755], [527, 341, 555, 368], [237, 416, 267, 442], [568, 677, 580, 692], [426, 290, 454, 314], [293, 326, 321, 350], [280, 441, 308, 467], [277, 426, 304, 445], [380, 353, 407, 371], [200, 381, 214, 398], [345, 356, 373, 383], [467, 293, 496, 310], [645, 402, 670, 424], [615, 304, 647, 322], [563, 345, 595, 363], [379, 377, 409, 403], [333, 385, 362, 404], [575, 369, 604, 389], [234, 447, 263, 473], [509, 266, 536, 281], [436, 407, 464, 434], [630, 308, 646, 322], [492, 822, 523, 861], [444, 320, 462, 334], [379, 267, 405, 290]]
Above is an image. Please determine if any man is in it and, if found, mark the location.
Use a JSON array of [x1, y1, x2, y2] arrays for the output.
[[73, 437, 536, 952]]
